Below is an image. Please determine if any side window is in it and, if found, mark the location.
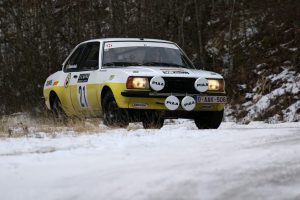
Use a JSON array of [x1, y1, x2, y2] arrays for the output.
[[64, 45, 85, 72], [77, 42, 100, 70]]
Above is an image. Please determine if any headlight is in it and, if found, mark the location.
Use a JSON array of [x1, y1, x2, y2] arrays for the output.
[[208, 79, 225, 91], [127, 77, 149, 89]]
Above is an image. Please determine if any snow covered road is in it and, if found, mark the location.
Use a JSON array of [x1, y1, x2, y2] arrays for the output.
[[1, 120, 300, 200]]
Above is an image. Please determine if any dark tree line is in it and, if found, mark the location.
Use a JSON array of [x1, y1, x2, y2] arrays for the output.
[[0, 0, 299, 115]]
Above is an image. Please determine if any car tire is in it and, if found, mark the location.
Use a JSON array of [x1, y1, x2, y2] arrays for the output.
[[52, 95, 67, 122], [194, 110, 224, 129], [102, 91, 129, 128], [142, 111, 164, 129]]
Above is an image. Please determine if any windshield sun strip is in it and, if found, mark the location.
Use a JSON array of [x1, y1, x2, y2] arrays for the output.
[[101, 41, 195, 69]]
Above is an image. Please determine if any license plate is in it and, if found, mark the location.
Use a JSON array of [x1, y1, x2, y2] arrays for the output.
[[196, 96, 227, 103]]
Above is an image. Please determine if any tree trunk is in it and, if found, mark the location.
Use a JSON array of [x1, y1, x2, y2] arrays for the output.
[[228, 0, 236, 76], [194, 0, 207, 69]]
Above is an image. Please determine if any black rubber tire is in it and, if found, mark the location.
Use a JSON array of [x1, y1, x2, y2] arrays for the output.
[[102, 91, 129, 128], [52, 95, 67, 122], [194, 110, 224, 129], [142, 111, 164, 129]]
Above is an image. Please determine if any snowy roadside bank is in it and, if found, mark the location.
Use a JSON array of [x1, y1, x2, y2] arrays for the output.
[[0, 121, 300, 200]]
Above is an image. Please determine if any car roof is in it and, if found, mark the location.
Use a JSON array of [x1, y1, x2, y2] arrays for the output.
[[80, 38, 175, 44]]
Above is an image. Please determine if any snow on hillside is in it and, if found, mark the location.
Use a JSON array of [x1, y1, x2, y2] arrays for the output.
[[1, 120, 300, 200], [248, 67, 299, 121], [226, 66, 300, 123]]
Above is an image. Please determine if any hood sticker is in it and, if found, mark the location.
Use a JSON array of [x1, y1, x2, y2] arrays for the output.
[[162, 71, 189, 74], [161, 69, 189, 74]]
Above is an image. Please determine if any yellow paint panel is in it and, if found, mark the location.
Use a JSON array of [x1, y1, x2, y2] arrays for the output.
[[44, 86, 76, 116], [44, 82, 225, 117], [69, 84, 102, 116]]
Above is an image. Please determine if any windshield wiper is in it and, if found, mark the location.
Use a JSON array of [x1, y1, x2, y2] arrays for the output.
[[103, 62, 142, 67], [142, 62, 185, 68]]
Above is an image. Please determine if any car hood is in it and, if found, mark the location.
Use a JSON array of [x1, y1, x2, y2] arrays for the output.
[[121, 66, 223, 79]]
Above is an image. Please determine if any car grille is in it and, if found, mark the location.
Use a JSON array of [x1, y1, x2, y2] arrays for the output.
[[159, 77, 198, 94]]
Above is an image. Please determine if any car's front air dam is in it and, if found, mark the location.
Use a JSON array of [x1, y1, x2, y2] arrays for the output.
[[125, 95, 225, 112]]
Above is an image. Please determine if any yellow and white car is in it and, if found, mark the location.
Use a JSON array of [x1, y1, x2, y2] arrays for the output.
[[43, 38, 226, 129]]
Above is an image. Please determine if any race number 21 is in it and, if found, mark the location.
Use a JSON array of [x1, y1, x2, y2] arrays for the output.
[[78, 85, 88, 107]]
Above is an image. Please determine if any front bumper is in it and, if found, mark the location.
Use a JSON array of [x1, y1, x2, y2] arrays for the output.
[[121, 90, 226, 111], [121, 90, 226, 98]]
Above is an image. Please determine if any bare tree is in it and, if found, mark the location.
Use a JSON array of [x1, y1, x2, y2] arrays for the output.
[[194, 0, 209, 69], [228, 0, 236, 76]]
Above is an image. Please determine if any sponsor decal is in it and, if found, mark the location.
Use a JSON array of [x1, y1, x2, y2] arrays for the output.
[[166, 101, 179, 105], [78, 73, 90, 83], [53, 81, 59, 86], [150, 76, 165, 91], [64, 73, 71, 88], [109, 75, 115, 80], [151, 80, 164, 86], [46, 80, 52, 86], [105, 43, 112, 49], [68, 64, 77, 69], [164, 95, 180, 110], [184, 101, 195, 106], [201, 105, 212, 109], [162, 70, 189, 74], [181, 96, 196, 111], [132, 103, 148, 108], [194, 77, 208, 92], [196, 83, 208, 87]]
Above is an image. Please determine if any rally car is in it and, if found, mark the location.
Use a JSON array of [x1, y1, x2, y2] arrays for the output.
[[43, 38, 226, 129]]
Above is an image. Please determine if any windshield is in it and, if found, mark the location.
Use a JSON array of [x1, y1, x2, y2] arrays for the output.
[[102, 42, 194, 69]]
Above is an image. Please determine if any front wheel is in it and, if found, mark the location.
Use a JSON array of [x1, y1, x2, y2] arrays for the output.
[[194, 110, 224, 129], [102, 91, 129, 128], [142, 111, 164, 129], [51, 95, 67, 122]]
